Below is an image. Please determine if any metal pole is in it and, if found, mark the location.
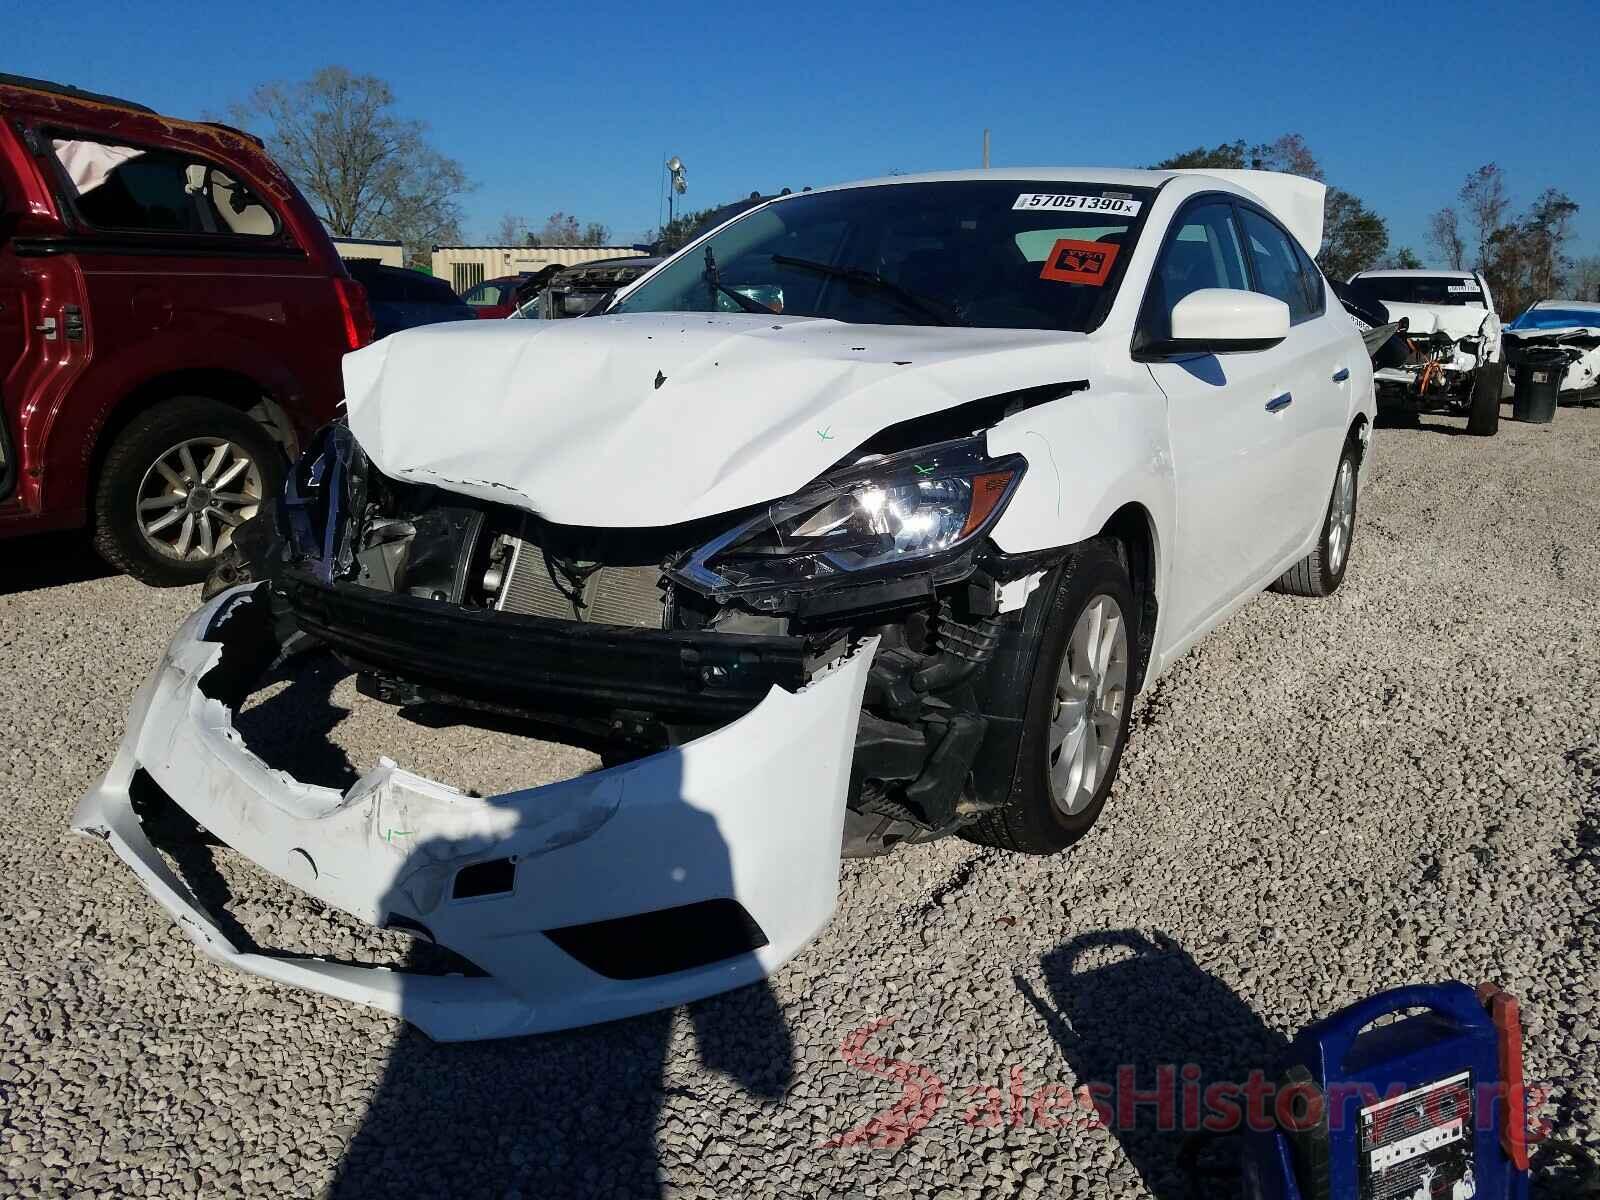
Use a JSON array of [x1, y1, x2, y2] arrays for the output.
[[982, 128, 990, 169]]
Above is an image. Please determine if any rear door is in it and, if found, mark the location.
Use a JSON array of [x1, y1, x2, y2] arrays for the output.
[[1138, 197, 1301, 642], [1235, 204, 1349, 555]]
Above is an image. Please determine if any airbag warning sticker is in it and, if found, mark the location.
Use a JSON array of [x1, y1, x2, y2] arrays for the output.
[[1357, 1071, 1474, 1200], [1039, 239, 1120, 285]]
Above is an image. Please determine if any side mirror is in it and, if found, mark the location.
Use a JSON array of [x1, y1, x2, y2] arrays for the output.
[[1160, 288, 1290, 355]]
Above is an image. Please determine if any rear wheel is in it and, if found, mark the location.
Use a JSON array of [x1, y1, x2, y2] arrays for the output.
[[93, 396, 283, 587], [964, 540, 1136, 854], [1271, 438, 1359, 598]]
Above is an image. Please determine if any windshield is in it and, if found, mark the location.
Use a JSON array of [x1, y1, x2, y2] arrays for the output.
[[613, 181, 1154, 332], [1509, 306, 1600, 331], [1360, 276, 1486, 307]]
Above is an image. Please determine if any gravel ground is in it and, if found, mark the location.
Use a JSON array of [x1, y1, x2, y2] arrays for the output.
[[2, 405, 1597, 1198]]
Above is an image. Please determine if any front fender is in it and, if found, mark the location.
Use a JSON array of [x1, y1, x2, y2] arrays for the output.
[[983, 387, 1175, 563]]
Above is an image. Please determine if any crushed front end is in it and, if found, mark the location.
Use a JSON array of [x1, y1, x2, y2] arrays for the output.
[[77, 419, 1049, 1037]]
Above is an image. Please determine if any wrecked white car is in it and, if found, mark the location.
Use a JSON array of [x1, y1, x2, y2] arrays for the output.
[[1503, 300, 1600, 400], [1347, 269, 1504, 432], [76, 168, 1375, 1039]]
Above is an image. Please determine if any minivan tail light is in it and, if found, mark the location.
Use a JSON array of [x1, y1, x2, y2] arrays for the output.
[[333, 277, 375, 351]]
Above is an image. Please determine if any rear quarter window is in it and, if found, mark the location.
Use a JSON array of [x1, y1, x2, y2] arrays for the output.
[[50, 134, 280, 238]]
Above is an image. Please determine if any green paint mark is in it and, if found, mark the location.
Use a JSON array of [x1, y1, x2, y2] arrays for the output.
[[817, 426, 834, 441], [384, 829, 416, 843], [913, 463, 936, 476]]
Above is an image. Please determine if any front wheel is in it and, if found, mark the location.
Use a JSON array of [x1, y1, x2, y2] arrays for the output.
[[1271, 438, 1359, 598], [964, 540, 1137, 855]]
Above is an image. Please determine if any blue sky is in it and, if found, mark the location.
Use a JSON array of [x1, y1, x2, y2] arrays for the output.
[[17, 0, 1598, 261]]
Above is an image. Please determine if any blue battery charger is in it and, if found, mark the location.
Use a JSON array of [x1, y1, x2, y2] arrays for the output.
[[1240, 982, 1532, 1200]]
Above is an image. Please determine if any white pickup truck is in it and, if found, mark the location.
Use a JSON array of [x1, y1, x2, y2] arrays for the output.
[[1348, 269, 1503, 433]]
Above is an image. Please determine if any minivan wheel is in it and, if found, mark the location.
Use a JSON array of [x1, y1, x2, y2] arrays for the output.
[[963, 539, 1137, 855], [93, 396, 284, 587]]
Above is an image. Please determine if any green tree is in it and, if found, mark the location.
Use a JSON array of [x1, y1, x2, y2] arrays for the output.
[[232, 67, 471, 270], [1383, 247, 1423, 270], [1150, 134, 1386, 278]]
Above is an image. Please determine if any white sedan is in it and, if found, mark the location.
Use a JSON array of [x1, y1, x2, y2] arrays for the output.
[[77, 167, 1375, 1038]]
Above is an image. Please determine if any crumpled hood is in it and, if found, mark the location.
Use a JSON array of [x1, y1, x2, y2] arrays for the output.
[[1381, 302, 1496, 342], [342, 312, 1095, 527]]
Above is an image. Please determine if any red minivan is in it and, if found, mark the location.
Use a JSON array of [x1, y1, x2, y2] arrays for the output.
[[0, 74, 371, 585]]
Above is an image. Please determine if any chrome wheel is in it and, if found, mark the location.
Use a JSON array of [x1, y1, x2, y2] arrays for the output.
[[1327, 458, 1356, 575], [136, 437, 263, 562], [1049, 594, 1129, 816]]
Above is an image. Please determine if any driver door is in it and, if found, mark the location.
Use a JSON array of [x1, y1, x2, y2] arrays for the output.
[[1139, 198, 1303, 645]]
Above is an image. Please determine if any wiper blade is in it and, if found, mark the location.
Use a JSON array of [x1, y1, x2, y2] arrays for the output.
[[771, 254, 965, 326], [704, 245, 773, 314]]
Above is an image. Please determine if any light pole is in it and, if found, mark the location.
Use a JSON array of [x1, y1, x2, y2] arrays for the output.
[[667, 155, 687, 229]]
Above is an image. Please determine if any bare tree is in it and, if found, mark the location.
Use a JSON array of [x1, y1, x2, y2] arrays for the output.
[[1569, 256, 1600, 303], [1459, 164, 1510, 271], [232, 67, 471, 268], [1427, 207, 1466, 269], [534, 213, 612, 247], [1249, 133, 1323, 180], [489, 213, 530, 245]]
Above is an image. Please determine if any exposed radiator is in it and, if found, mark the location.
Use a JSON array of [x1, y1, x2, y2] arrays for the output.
[[494, 538, 665, 628]]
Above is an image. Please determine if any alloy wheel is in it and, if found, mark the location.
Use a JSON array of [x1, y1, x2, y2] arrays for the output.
[[1049, 594, 1129, 816], [136, 437, 264, 562], [1327, 458, 1356, 575]]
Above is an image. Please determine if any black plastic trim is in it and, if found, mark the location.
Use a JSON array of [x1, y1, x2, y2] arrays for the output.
[[13, 236, 307, 260], [283, 579, 810, 722], [543, 898, 769, 980]]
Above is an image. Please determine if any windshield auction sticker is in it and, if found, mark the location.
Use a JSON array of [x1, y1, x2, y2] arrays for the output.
[[1357, 1071, 1474, 1200], [1013, 193, 1142, 216], [1039, 239, 1120, 285]]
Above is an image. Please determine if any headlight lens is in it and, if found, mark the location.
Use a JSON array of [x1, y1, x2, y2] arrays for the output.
[[674, 437, 1025, 595]]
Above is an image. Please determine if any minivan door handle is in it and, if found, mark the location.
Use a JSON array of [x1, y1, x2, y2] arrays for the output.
[[1265, 392, 1293, 413], [1331, 366, 1350, 383]]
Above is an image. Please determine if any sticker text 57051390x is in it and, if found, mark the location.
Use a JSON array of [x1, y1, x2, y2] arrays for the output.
[[1013, 194, 1142, 216]]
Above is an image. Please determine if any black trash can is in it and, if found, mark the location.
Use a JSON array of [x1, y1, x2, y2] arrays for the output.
[[1512, 348, 1565, 423]]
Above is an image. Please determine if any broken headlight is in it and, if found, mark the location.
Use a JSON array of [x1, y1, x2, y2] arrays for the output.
[[281, 421, 367, 580], [672, 437, 1025, 596]]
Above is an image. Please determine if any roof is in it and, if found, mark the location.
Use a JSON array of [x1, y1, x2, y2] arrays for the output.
[[797, 167, 1326, 257], [1354, 269, 1477, 280], [809, 167, 1176, 194], [0, 73, 154, 113], [431, 244, 642, 252], [1529, 299, 1600, 313], [331, 236, 403, 248]]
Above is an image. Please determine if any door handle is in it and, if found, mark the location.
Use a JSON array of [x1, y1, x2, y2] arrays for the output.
[[1332, 366, 1350, 383], [1265, 392, 1293, 413]]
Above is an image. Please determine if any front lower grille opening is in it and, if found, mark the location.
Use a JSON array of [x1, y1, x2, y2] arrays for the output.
[[543, 898, 769, 980], [128, 769, 487, 977], [491, 534, 666, 628]]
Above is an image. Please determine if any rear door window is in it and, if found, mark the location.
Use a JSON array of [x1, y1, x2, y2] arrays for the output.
[[50, 135, 279, 238]]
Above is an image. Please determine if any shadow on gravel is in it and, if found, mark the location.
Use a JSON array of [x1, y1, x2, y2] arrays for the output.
[[324, 748, 795, 1199], [0, 530, 119, 595], [1019, 930, 1286, 1199]]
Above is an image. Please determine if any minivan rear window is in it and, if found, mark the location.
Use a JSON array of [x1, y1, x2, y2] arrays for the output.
[[51, 135, 279, 238]]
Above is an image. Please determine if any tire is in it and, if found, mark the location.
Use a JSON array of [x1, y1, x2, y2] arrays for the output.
[[93, 396, 284, 588], [1466, 363, 1503, 436], [1271, 438, 1359, 598], [964, 539, 1137, 855]]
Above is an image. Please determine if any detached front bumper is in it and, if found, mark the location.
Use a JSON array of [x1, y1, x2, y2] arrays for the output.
[[73, 587, 874, 1041]]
